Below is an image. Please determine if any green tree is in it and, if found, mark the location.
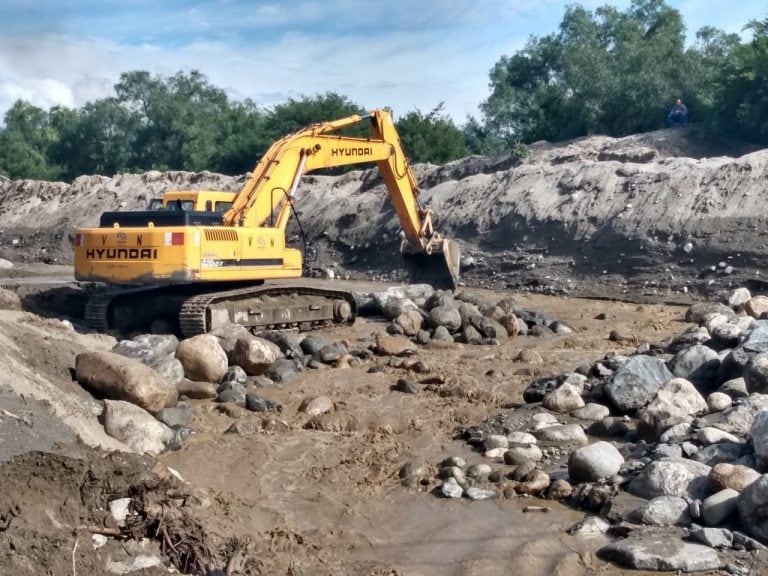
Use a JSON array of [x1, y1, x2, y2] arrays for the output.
[[262, 92, 365, 141], [115, 70, 232, 171], [707, 16, 768, 143], [49, 99, 140, 179], [0, 100, 59, 180], [481, 0, 691, 142], [395, 104, 468, 164]]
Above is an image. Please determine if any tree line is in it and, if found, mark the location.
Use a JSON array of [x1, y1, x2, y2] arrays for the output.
[[1, 0, 766, 182]]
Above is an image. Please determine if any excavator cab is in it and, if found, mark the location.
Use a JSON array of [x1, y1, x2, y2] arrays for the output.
[[402, 238, 460, 291]]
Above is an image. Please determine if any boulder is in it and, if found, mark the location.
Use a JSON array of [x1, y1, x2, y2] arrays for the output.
[[499, 314, 519, 337], [702, 489, 739, 526], [571, 403, 610, 421], [112, 336, 184, 386], [667, 345, 720, 391], [690, 442, 747, 467], [542, 383, 585, 413], [725, 287, 752, 308], [233, 336, 282, 375], [375, 334, 417, 356], [599, 535, 720, 572], [102, 399, 174, 455], [719, 378, 748, 399], [428, 306, 462, 333], [744, 352, 768, 394], [628, 458, 712, 500], [568, 441, 625, 482], [265, 358, 299, 383], [535, 424, 588, 446], [685, 302, 736, 324], [637, 378, 707, 440], [628, 496, 691, 526], [707, 392, 732, 412], [381, 297, 419, 320], [372, 285, 434, 311], [604, 355, 674, 413], [503, 443, 543, 465], [689, 525, 733, 549], [176, 379, 217, 400], [299, 396, 333, 416], [211, 323, 251, 361], [300, 334, 328, 356], [713, 393, 768, 435], [745, 295, 768, 319], [750, 411, 768, 470], [709, 463, 761, 492], [737, 474, 768, 543], [175, 334, 228, 382], [0, 288, 21, 311], [394, 309, 423, 336], [75, 351, 175, 414], [258, 331, 303, 359], [696, 427, 741, 446]]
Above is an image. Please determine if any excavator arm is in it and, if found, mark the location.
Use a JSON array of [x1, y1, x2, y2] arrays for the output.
[[223, 109, 459, 289]]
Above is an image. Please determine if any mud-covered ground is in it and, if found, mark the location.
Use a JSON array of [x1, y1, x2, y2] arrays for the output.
[[0, 272, 709, 576]]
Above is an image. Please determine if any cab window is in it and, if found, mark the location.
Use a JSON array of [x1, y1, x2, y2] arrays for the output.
[[215, 201, 233, 213]]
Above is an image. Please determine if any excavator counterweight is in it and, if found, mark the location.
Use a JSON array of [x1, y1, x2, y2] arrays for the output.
[[74, 109, 460, 335]]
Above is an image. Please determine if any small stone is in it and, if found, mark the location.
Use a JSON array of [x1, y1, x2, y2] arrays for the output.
[[697, 427, 741, 446], [504, 444, 543, 465], [484, 434, 509, 451], [441, 456, 466, 468], [659, 422, 693, 443], [441, 478, 464, 498], [542, 383, 585, 413], [517, 470, 550, 495], [571, 403, 610, 421], [719, 378, 748, 399], [725, 287, 752, 308], [399, 460, 427, 480], [514, 349, 543, 364], [298, 395, 333, 416], [155, 405, 191, 429], [629, 496, 691, 526], [216, 384, 246, 404], [394, 378, 419, 394], [109, 498, 131, 527], [466, 487, 497, 500], [568, 515, 610, 535], [707, 392, 733, 412], [689, 525, 733, 549], [484, 447, 507, 460], [466, 463, 492, 480], [546, 479, 572, 500], [375, 334, 417, 356], [745, 295, 768, 318], [568, 441, 625, 482], [245, 394, 281, 413], [535, 424, 588, 446], [507, 431, 538, 444]]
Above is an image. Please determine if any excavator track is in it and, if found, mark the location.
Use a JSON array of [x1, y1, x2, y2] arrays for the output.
[[84, 284, 357, 337]]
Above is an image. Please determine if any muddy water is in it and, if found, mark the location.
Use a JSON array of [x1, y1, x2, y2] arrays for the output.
[[159, 289, 687, 575]]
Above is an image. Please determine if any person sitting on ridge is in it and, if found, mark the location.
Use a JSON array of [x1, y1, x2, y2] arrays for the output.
[[668, 98, 688, 128]]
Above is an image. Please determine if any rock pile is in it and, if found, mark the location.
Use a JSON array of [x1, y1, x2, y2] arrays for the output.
[[355, 284, 573, 345], [429, 286, 768, 572], [73, 284, 567, 457]]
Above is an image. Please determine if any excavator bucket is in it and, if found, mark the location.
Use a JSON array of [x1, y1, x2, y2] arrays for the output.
[[402, 239, 460, 291]]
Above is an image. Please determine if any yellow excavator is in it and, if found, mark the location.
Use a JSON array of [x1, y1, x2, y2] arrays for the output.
[[74, 109, 460, 336]]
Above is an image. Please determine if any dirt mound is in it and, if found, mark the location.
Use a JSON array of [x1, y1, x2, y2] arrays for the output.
[[0, 129, 765, 296]]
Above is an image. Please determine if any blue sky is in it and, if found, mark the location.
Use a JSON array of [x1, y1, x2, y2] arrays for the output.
[[0, 0, 765, 122]]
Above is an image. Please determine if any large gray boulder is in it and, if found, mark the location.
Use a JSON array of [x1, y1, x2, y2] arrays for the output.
[[599, 534, 720, 572], [233, 336, 282, 375], [175, 334, 228, 383], [605, 356, 675, 413], [637, 378, 707, 440], [568, 441, 624, 482], [667, 344, 720, 391], [382, 297, 419, 320], [75, 350, 176, 414], [737, 474, 768, 543], [102, 399, 174, 455], [542, 383, 584, 413], [628, 458, 712, 500]]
